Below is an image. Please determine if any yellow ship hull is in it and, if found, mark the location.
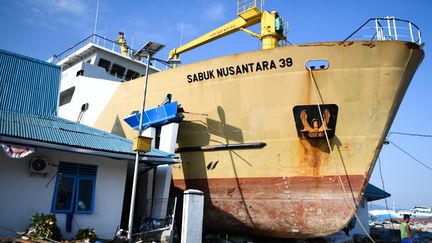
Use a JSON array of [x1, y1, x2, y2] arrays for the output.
[[95, 40, 424, 237]]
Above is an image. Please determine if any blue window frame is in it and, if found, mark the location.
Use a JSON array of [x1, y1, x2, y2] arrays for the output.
[[51, 162, 97, 214]]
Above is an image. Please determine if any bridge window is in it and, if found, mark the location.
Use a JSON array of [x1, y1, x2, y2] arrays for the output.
[[97, 58, 111, 72], [110, 63, 126, 78], [125, 69, 140, 81]]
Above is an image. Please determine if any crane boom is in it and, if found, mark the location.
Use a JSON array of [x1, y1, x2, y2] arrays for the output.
[[168, 7, 285, 62]]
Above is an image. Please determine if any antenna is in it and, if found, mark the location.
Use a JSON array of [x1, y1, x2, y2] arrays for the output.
[[179, 23, 184, 46], [93, 0, 100, 35]]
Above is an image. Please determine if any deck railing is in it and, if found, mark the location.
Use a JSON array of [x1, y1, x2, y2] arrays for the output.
[[48, 34, 169, 69], [237, 0, 262, 15], [343, 17, 422, 45]]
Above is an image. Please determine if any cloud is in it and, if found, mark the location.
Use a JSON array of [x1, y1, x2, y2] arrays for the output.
[[202, 3, 225, 22], [19, 0, 92, 31], [28, 0, 88, 16], [54, 0, 87, 15], [22, 7, 57, 31]]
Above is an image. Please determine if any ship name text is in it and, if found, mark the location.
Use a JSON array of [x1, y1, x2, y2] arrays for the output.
[[186, 57, 293, 83]]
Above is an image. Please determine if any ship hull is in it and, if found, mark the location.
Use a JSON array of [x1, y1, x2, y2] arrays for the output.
[[172, 175, 364, 237], [93, 40, 424, 237]]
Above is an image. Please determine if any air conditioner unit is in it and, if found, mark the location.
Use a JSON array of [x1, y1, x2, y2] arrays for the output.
[[29, 157, 52, 175]]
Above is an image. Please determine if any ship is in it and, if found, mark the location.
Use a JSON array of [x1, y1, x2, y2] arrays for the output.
[[370, 206, 432, 222], [54, 1, 424, 238], [397, 206, 432, 220], [369, 209, 399, 221]]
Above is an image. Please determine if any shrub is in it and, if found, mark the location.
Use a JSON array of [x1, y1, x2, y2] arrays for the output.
[[75, 227, 97, 242], [26, 213, 62, 241]]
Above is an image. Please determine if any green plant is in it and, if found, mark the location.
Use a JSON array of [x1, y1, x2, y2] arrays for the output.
[[75, 227, 97, 242], [26, 213, 62, 240]]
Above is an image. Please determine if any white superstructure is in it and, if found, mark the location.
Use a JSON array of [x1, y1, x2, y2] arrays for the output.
[[51, 34, 163, 127]]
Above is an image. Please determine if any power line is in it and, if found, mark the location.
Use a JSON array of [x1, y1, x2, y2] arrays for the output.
[[377, 156, 396, 237], [388, 132, 432, 138], [386, 139, 432, 173]]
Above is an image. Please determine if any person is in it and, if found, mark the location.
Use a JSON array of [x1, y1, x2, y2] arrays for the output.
[[116, 32, 129, 56], [400, 214, 412, 243]]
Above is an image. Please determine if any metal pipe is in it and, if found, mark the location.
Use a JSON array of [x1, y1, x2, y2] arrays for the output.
[[387, 17, 392, 39], [409, 22, 414, 43], [92, 0, 99, 41], [170, 197, 177, 231], [176, 142, 266, 153], [127, 52, 152, 242], [418, 29, 422, 45], [392, 17, 398, 40], [374, 19, 381, 40]]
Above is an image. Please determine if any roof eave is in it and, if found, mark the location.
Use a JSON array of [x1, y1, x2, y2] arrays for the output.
[[0, 136, 180, 164]]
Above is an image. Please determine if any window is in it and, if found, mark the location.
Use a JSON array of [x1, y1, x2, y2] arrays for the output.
[[110, 63, 126, 78], [59, 86, 75, 106], [125, 69, 140, 81], [51, 162, 97, 214], [76, 70, 84, 76], [97, 58, 111, 72]]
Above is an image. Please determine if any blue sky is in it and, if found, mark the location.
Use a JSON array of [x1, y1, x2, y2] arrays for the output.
[[1, 0, 431, 209]]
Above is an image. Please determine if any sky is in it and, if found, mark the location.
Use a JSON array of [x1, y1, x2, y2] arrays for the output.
[[1, 0, 431, 210]]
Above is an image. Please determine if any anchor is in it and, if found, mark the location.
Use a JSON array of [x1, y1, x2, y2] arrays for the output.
[[300, 109, 331, 138], [293, 104, 338, 139]]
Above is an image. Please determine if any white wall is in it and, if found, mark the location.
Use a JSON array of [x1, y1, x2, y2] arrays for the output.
[[58, 75, 121, 126], [351, 198, 371, 235], [0, 147, 128, 240]]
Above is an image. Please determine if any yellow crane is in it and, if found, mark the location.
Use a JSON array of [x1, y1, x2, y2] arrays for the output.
[[168, 0, 286, 64]]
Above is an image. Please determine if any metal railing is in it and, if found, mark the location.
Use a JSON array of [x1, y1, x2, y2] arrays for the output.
[[237, 0, 262, 15], [48, 34, 169, 69], [138, 197, 177, 233], [343, 17, 422, 45]]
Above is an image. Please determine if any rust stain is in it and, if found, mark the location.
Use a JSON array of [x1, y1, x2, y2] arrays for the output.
[[362, 43, 376, 48], [405, 42, 421, 49], [227, 187, 235, 196], [298, 138, 331, 177], [299, 139, 321, 176], [338, 41, 354, 47], [172, 175, 365, 238], [298, 43, 336, 47], [305, 71, 312, 103]]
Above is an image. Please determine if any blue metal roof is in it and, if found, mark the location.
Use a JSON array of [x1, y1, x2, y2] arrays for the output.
[[365, 183, 391, 202], [124, 102, 183, 130], [0, 49, 60, 116], [0, 49, 176, 160], [0, 110, 175, 158]]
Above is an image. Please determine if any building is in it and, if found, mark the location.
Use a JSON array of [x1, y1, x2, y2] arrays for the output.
[[0, 49, 178, 240]]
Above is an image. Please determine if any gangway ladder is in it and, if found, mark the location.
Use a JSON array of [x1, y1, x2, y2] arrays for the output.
[[124, 101, 183, 230]]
